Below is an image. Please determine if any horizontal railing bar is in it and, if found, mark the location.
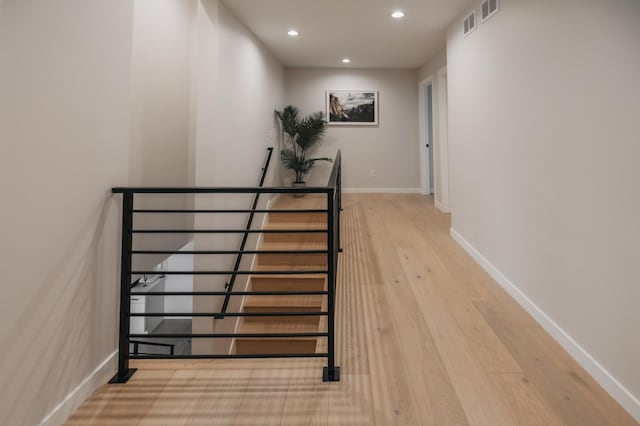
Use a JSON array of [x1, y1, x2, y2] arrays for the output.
[[131, 229, 327, 234], [112, 187, 331, 194], [130, 312, 328, 317], [130, 270, 328, 275], [132, 209, 327, 214], [130, 340, 175, 348], [131, 250, 328, 255], [130, 333, 328, 339], [130, 353, 329, 360], [130, 291, 329, 296]]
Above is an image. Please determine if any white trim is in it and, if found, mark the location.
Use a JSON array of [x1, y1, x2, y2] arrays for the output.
[[343, 187, 420, 194], [269, 193, 281, 206], [434, 200, 448, 213], [418, 76, 434, 196], [450, 227, 640, 423], [40, 351, 117, 426], [436, 66, 450, 213]]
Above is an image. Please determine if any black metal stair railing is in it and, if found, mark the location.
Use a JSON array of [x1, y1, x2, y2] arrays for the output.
[[109, 148, 342, 384], [131, 340, 175, 356]]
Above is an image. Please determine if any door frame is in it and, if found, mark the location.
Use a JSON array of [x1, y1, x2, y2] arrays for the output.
[[418, 76, 434, 196], [418, 67, 450, 212], [436, 66, 450, 213]]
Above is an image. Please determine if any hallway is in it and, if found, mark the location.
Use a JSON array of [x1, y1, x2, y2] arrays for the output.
[[67, 194, 636, 425]]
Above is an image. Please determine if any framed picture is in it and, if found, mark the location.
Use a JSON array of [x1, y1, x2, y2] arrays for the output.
[[326, 90, 378, 126]]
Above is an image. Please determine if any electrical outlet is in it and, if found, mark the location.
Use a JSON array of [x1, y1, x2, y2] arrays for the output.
[[369, 169, 376, 177]]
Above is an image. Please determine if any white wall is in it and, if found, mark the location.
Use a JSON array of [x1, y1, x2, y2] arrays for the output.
[[190, 0, 286, 354], [129, 0, 196, 273], [447, 0, 640, 419], [129, 0, 194, 187], [0, 1, 134, 424], [192, 1, 283, 188], [418, 49, 446, 82], [164, 241, 194, 315], [0, 0, 286, 422], [418, 49, 450, 210], [285, 68, 420, 191]]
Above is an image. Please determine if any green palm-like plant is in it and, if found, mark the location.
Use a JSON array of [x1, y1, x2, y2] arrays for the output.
[[275, 106, 332, 183]]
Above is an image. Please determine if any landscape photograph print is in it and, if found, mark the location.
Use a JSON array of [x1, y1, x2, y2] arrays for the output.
[[326, 90, 378, 125]]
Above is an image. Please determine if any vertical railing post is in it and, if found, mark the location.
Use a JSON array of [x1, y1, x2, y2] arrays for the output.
[[110, 191, 137, 384], [337, 162, 342, 253], [323, 189, 340, 382]]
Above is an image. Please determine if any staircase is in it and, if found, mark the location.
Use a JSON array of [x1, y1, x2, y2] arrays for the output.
[[234, 194, 328, 355], [110, 149, 340, 383]]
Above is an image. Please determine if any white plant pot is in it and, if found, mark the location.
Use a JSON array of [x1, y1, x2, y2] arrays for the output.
[[292, 181, 306, 198]]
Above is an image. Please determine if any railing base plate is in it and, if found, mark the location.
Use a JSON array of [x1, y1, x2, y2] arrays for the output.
[[109, 368, 137, 384], [322, 366, 340, 382]]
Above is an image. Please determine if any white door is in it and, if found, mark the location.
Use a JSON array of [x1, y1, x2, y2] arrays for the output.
[[426, 84, 435, 194], [420, 81, 435, 195]]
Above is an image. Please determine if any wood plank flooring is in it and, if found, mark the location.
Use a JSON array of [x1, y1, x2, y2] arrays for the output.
[[67, 194, 637, 425]]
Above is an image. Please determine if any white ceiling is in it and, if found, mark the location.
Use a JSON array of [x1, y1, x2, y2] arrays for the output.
[[221, 0, 471, 69]]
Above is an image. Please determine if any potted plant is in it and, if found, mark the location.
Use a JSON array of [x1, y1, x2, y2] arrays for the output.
[[275, 105, 332, 196]]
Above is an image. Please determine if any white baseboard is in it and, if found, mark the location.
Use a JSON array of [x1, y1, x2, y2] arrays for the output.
[[343, 187, 421, 194], [40, 350, 117, 426], [434, 200, 449, 213], [450, 228, 640, 423], [269, 193, 281, 205]]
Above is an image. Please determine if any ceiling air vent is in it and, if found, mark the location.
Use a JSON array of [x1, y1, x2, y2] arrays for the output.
[[463, 10, 476, 36], [481, 0, 499, 22]]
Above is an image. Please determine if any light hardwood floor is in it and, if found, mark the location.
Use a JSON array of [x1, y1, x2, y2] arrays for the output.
[[67, 194, 637, 425]]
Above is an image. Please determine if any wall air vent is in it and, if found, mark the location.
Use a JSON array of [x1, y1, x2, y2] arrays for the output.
[[463, 10, 476, 36], [481, 0, 499, 22]]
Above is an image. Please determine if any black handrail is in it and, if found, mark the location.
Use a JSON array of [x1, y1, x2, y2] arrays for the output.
[[217, 147, 272, 319], [112, 186, 331, 194], [109, 149, 342, 384]]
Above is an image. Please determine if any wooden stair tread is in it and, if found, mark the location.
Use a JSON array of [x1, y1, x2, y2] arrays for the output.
[[250, 274, 325, 282], [238, 321, 321, 334], [254, 263, 327, 274], [234, 339, 318, 355], [272, 194, 327, 210], [268, 214, 327, 225], [250, 275, 326, 292], [259, 241, 327, 250], [243, 295, 323, 309], [256, 246, 327, 267], [264, 221, 327, 230]]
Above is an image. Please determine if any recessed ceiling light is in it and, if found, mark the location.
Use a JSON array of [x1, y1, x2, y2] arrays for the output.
[[288, 29, 299, 36], [341, 58, 351, 64], [391, 10, 405, 19]]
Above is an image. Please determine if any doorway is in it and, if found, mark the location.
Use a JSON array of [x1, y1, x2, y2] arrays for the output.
[[419, 78, 435, 196], [419, 67, 450, 212], [425, 84, 434, 194]]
